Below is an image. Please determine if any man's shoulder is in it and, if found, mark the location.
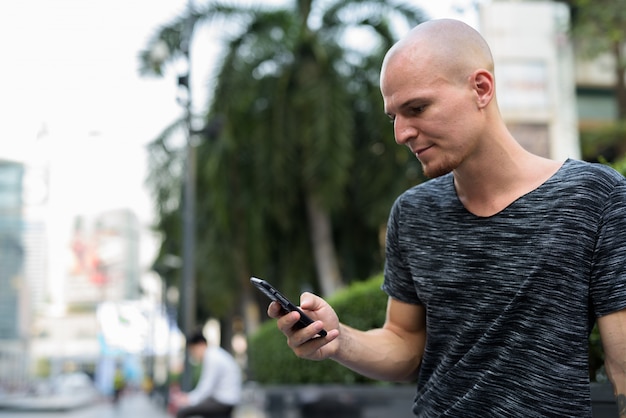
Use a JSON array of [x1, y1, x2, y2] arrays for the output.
[[558, 158, 625, 190], [402, 173, 453, 197], [207, 345, 227, 355], [208, 346, 237, 362], [394, 174, 455, 209]]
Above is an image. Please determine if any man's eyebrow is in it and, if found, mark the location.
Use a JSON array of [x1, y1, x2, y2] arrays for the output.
[[399, 97, 427, 109], [384, 95, 428, 116]]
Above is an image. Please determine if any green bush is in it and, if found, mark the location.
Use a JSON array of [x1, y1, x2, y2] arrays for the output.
[[610, 154, 626, 176], [580, 122, 626, 163], [248, 274, 388, 384]]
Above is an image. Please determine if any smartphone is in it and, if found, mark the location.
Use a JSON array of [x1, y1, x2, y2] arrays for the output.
[[250, 276, 327, 337]]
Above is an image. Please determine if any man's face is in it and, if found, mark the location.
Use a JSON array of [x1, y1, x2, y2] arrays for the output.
[[188, 343, 205, 364], [381, 50, 483, 179]]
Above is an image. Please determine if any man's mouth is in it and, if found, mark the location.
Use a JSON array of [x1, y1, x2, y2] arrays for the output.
[[415, 145, 432, 157]]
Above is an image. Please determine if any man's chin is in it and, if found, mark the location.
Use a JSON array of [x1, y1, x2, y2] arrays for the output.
[[421, 162, 452, 179]]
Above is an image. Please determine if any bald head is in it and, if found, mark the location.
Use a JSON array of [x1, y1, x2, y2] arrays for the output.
[[381, 19, 494, 87]]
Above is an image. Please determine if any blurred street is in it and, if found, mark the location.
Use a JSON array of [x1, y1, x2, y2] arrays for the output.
[[0, 392, 169, 418], [0, 385, 266, 418]]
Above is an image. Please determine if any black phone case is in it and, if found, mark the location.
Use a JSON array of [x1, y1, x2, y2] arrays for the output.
[[250, 277, 327, 337]]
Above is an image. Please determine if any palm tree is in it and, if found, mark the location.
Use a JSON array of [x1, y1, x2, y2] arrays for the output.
[[140, 0, 425, 337]]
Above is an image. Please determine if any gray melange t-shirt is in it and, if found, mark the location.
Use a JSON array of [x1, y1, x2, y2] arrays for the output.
[[382, 159, 626, 417]]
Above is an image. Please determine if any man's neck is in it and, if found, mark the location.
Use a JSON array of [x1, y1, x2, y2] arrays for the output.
[[453, 146, 562, 217]]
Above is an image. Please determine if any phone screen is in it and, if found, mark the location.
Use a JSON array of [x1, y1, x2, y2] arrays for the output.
[[250, 276, 327, 337]]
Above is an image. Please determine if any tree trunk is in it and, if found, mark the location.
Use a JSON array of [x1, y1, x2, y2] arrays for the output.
[[613, 40, 626, 120], [232, 233, 261, 341], [305, 193, 343, 297]]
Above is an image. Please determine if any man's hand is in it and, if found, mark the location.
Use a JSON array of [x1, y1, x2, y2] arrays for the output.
[[269, 294, 425, 382], [169, 390, 190, 408], [268, 292, 340, 361]]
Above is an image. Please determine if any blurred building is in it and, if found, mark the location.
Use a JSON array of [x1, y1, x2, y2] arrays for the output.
[[0, 160, 26, 339], [30, 209, 143, 378], [0, 155, 51, 387], [573, 33, 620, 129], [0, 159, 30, 388], [0, 137, 166, 390], [480, 0, 580, 160], [484, 0, 622, 143], [64, 209, 141, 309]]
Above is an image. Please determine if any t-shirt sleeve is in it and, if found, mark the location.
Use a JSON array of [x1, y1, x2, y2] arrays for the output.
[[590, 178, 626, 317], [382, 195, 422, 305]]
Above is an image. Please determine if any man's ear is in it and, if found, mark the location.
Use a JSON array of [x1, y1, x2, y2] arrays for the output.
[[472, 69, 495, 109]]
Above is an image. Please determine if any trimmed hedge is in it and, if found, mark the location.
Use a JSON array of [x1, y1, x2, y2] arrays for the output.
[[248, 274, 388, 384]]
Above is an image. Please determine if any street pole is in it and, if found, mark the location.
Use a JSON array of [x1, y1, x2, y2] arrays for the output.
[[179, 1, 196, 392]]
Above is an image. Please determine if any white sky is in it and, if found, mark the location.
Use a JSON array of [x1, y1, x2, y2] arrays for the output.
[[0, 0, 187, 220], [0, 0, 478, 283]]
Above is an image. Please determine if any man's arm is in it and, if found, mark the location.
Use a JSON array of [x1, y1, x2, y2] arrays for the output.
[[270, 293, 426, 382], [597, 308, 626, 416], [332, 297, 426, 381]]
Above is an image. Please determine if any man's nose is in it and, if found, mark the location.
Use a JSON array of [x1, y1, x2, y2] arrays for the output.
[[394, 117, 417, 146]]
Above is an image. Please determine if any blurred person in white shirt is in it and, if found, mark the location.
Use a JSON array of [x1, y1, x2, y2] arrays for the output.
[[171, 329, 242, 418]]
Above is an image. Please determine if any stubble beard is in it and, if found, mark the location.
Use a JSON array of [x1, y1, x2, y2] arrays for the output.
[[420, 158, 455, 179]]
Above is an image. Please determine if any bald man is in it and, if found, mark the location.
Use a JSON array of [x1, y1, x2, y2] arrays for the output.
[[269, 19, 626, 416]]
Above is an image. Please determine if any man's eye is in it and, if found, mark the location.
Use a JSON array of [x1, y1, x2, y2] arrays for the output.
[[412, 105, 426, 114]]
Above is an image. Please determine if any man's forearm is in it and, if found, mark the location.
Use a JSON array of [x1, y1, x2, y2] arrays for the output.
[[330, 323, 422, 382]]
